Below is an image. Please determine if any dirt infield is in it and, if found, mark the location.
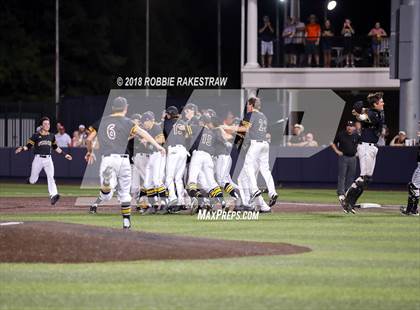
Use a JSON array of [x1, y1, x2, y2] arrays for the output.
[[0, 221, 310, 263], [0, 196, 343, 213]]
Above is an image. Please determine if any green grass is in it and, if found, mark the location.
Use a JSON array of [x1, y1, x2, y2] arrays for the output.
[[0, 183, 418, 309], [0, 182, 406, 205], [0, 211, 419, 310]]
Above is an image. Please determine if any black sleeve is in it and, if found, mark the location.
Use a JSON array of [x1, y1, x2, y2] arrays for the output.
[[367, 110, 379, 124], [51, 134, 58, 150], [242, 112, 252, 128], [25, 133, 37, 149]]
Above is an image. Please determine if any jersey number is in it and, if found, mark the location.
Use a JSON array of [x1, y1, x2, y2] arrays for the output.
[[200, 133, 212, 146], [107, 124, 116, 140], [258, 119, 267, 132]]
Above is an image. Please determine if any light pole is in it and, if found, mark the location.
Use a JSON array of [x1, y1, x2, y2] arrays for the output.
[[146, 0, 150, 96], [217, 0, 221, 95], [55, 0, 59, 120]]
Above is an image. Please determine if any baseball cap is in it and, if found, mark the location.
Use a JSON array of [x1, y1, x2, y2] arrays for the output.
[[166, 106, 179, 116], [78, 124, 85, 129], [112, 96, 128, 109], [346, 121, 354, 127], [184, 103, 198, 113], [130, 113, 142, 122], [399, 131, 406, 135], [294, 124, 304, 131], [141, 111, 155, 122]]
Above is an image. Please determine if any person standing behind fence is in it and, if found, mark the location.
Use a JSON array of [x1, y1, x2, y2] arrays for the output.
[[282, 17, 296, 67], [331, 121, 360, 206], [321, 19, 334, 67], [342, 19, 355, 67], [259, 16, 274, 67], [293, 19, 306, 67], [305, 14, 321, 67], [368, 22, 387, 67]]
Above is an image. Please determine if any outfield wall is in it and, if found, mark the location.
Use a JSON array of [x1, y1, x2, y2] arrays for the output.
[[0, 147, 416, 186]]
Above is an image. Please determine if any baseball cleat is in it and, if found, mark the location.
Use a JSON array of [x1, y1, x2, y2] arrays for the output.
[[249, 190, 262, 204], [190, 197, 199, 215], [50, 194, 60, 205], [89, 204, 98, 214], [242, 205, 256, 212], [268, 194, 278, 207], [259, 206, 272, 214], [338, 195, 345, 207], [123, 217, 131, 229]]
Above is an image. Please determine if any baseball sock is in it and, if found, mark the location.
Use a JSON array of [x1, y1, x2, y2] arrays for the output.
[[121, 203, 131, 220], [224, 183, 240, 199]]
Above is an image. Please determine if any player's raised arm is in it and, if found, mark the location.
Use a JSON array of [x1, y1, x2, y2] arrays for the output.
[[15, 136, 34, 154], [133, 125, 166, 155]]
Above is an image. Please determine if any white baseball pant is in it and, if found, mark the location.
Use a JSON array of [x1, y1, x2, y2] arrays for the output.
[[99, 155, 132, 203], [131, 153, 149, 195], [241, 140, 276, 197], [188, 150, 218, 192], [165, 145, 188, 204], [29, 154, 58, 197], [357, 142, 378, 176], [143, 151, 166, 190]]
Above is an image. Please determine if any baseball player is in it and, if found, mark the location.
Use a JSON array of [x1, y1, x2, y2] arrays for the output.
[[400, 146, 420, 216], [213, 116, 241, 205], [228, 97, 277, 212], [128, 114, 149, 210], [163, 106, 189, 210], [85, 97, 165, 229], [343, 92, 385, 214], [15, 116, 72, 205], [141, 111, 167, 214], [187, 115, 224, 213]]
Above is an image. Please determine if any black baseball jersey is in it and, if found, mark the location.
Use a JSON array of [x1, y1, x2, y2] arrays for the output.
[[360, 109, 385, 144], [242, 111, 268, 141], [214, 128, 231, 156], [197, 127, 220, 154], [333, 131, 361, 156], [146, 123, 164, 152], [164, 118, 188, 147], [89, 114, 136, 155], [26, 132, 58, 155]]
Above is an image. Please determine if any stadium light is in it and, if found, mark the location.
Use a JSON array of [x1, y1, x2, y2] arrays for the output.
[[327, 0, 337, 11], [279, 0, 286, 3]]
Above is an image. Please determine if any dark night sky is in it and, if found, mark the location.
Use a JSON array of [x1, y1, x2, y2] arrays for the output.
[[0, 0, 391, 100]]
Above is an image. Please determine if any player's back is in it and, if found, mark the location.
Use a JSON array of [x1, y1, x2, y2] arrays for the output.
[[246, 111, 268, 141], [91, 114, 134, 155]]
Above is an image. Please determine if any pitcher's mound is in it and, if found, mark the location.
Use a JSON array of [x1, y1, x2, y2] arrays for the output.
[[0, 221, 310, 263]]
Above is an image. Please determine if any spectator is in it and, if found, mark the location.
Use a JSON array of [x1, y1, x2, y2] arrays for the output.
[[71, 130, 82, 147], [305, 14, 321, 67], [302, 133, 319, 147], [78, 124, 88, 146], [282, 17, 296, 67], [56, 121, 63, 134], [259, 16, 274, 67], [321, 19, 334, 67], [55, 125, 72, 148], [293, 19, 306, 67], [341, 19, 355, 67], [390, 131, 407, 146], [377, 126, 389, 146], [287, 124, 305, 146], [368, 22, 387, 67], [331, 121, 360, 203]]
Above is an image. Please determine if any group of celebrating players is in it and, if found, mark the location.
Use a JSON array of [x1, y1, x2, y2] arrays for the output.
[[15, 91, 419, 229], [83, 96, 278, 229]]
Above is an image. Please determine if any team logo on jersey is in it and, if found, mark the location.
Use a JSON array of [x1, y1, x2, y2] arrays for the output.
[[106, 124, 116, 140], [38, 140, 52, 146]]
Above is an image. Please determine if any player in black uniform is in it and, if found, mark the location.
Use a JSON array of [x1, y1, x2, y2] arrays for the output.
[[187, 115, 225, 213], [140, 111, 167, 214], [85, 97, 165, 229], [163, 106, 189, 211], [343, 92, 385, 214], [401, 145, 420, 216], [15, 116, 72, 205]]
